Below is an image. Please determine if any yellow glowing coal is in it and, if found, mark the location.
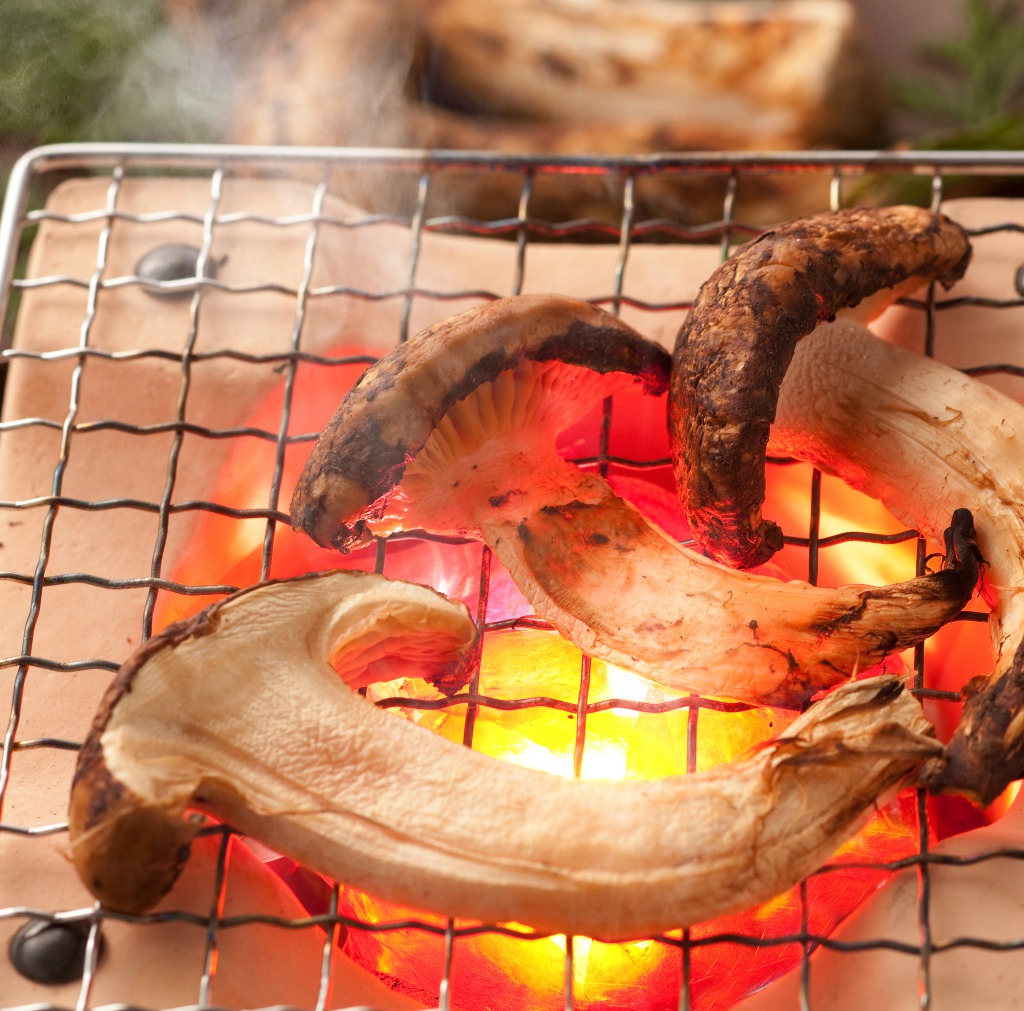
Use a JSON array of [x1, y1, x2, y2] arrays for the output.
[[345, 628, 791, 1010], [159, 346, 993, 1011]]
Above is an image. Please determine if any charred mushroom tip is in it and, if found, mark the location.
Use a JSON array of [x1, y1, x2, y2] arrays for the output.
[[945, 507, 984, 571], [669, 205, 973, 570]]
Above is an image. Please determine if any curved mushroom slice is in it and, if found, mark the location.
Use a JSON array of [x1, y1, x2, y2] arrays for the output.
[[291, 293, 978, 708], [69, 569, 479, 915], [669, 205, 971, 569], [771, 318, 1024, 806], [67, 569, 940, 939], [490, 478, 978, 707], [291, 294, 671, 549]]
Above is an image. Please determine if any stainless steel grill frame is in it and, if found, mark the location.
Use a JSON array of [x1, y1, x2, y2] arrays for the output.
[[2, 142, 1024, 1011]]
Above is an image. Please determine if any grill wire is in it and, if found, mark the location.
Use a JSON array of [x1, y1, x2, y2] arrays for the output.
[[1, 143, 1024, 1011]]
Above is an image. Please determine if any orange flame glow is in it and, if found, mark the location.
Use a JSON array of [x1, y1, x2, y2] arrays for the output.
[[157, 348, 996, 1010]]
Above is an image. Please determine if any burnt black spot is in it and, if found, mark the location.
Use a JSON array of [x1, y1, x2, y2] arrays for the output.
[[813, 597, 870, 638], [517, 521, 532, 545], [875, 630, 899, 654], [874, 677, 905, 703], [455, 349, 517, 407], [588, 532, 610, 545], [360, 360, 401, 402], [536, 321, 671, 394], [490, 492, 511, 508]]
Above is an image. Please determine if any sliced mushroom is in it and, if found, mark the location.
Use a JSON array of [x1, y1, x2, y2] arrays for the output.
[[68, 570, 478, 915], [291, 293, 978, 708], [771, 318, 1024, 806], [67, 568, 940, 938], [669, 205, 972, 569], [291, 294, 671, 550]]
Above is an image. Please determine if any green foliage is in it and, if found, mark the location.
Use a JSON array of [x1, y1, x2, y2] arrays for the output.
[[893, 0, 1024, 150], [0, 0, 223, 146], [851, 0, 1024, 206]]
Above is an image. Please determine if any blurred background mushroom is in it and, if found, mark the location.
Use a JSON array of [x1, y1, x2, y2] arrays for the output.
[[2, 0, 1023, 219]]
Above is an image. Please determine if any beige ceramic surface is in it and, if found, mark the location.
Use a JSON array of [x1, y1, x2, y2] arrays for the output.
[[0, 173, 716, 1010], [0, 175, 1021, 1008]]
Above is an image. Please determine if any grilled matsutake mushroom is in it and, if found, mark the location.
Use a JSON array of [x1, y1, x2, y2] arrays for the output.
[[669, 205, 972, 569], [291, 294, 978, 709], [67, 567, 940, 936], [771, 319, 1024, 807], [68, 570, 478, 915]]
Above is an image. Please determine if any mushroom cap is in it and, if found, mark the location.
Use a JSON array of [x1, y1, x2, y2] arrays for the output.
[[289, 294, 671, 550], [68, 569, 478, 914], [669, 205, 972, 569]]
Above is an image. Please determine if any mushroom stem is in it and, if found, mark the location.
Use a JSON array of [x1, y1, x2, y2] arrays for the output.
[[669, 205, 971, 569], [772, 319, 1024, 806], [68, 570, 939, 938], [484, 470, 978, 707], [291, 294, 978, 709]]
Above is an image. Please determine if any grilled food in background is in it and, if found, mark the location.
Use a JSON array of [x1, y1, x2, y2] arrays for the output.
[[219, 0, 884, 224]]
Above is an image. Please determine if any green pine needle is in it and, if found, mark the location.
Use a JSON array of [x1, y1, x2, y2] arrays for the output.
[[0, 0, 225, 146], [893, 0, 1024, 149]]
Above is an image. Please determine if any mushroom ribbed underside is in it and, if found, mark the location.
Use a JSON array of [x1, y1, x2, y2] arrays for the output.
[[388, 359, 621, 537]]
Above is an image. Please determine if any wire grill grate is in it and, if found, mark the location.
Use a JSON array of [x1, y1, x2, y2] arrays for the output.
[[1, 143, 1024, 1011]]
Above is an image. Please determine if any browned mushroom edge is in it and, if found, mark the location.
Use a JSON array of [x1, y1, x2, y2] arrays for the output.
[[68, 570, 477, 914], [668, 205, 972, 570], [289, 293, 671, 551]]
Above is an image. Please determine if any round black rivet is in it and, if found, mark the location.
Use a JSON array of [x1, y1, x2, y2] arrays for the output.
[[134, 243, 217, 298], [8, 917, 100, 985]]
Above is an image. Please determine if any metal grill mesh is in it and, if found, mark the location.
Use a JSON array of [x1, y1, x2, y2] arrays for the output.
[[1, 143, 1024, 1011]]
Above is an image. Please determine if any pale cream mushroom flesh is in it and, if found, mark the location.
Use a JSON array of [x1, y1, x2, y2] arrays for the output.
[[772, 318, 1024, 806], [291, 293, 979, 709], [68, 566, 940, 940]]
